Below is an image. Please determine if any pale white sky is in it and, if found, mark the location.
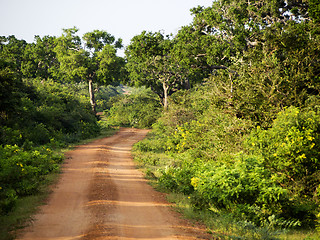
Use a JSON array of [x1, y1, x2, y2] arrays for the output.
[[0, 0, 212, 55]]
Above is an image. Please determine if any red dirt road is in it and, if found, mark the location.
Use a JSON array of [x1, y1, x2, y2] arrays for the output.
[[17, 128, 210, 240]]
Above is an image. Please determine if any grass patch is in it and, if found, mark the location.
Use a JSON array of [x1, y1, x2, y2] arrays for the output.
[[165, 192, 283, 240]]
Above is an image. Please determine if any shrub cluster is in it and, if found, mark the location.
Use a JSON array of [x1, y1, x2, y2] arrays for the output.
[[0, 145, 63, 214], [95, 85, 122, 112]]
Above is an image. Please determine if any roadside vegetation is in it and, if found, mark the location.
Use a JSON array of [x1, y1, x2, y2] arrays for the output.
[[132, 86, 320, 239], [0, 78, 120, 239]]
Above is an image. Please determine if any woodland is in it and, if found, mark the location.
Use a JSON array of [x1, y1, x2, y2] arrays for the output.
[[1, 0, 320, 239]]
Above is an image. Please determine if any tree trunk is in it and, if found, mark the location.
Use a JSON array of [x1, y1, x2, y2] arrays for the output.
[[185, 78, 190, 90], [163, 81, 169, 110], [88, 79, 96, 114]]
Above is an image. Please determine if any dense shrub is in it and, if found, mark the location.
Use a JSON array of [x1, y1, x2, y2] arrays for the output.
[[146, 99, 250, 164], [245, 107, 320, 197], [245, 107, 320, 227], [95, 85, 122, 112], [0, 79, 100, 147], [157, 154, 202, 195], [133, 97, 320, 230], [0, 145, 63, 214], [191, 156, 289, 224]]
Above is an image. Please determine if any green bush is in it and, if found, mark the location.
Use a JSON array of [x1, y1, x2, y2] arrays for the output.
[[244, 106, 320, 227], [162, 106, 250, 161], [133, 136, 167, 153], [245, 107, 320, 199], [24, 123, 50, 145], [0, 127, 24, 146], [133, 102, 320, 229], [158, 165, 195, 195], [191, 156, 289, 224], [0, 79, 101, 147]]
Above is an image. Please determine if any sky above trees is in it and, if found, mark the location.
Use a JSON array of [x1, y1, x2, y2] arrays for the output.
[[0, 0, 213, 56]]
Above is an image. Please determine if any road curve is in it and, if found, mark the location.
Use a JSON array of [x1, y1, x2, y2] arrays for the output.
[[17, 128, 210, 240]]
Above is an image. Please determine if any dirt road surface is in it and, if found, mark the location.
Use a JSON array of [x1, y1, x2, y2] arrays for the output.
[[17, 128, 210, 240]]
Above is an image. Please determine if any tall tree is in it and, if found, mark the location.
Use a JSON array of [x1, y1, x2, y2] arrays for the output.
[[171, 25, 213, 86], [0, 58, 23, 123], [54, 27, 125, 113], [82, 30, 125, 113], [125, 31, 192, 109]]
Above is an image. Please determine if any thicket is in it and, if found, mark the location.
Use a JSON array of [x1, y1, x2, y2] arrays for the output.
[[95, 85, 123, 112]]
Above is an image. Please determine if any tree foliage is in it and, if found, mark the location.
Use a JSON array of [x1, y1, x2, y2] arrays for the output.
[[1, 0, 320, 236], [22, 35, 58, 79]]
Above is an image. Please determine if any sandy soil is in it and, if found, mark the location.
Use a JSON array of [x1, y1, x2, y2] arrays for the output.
[[17, 128, 211, 240]]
